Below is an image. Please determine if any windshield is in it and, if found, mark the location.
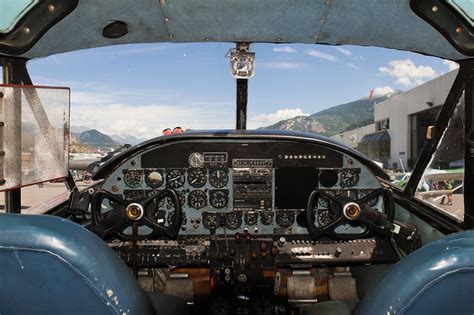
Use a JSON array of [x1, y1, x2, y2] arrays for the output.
[[1, 43, 461, 212]]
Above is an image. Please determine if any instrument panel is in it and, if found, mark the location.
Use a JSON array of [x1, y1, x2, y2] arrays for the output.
[[101, 140, 383, 237]]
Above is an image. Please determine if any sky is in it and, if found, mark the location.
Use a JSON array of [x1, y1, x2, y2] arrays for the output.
[[21, 42, 459, 139]]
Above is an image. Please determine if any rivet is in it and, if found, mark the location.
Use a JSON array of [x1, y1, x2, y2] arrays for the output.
[[241, 38, 246, 41], [325, 0, 331, 5], [276, 37, 282, 41], [48, 4, 55, 12], [314, 35, 319, 40], [23, 27, 30, 34], [456, 27, 462, 33], [169, 34, 174, 38], [205, 37, 210, 41], [164, 17, 170, 22], [432, 5, 438, 12]]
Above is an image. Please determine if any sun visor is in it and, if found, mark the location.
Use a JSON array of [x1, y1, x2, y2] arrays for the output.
[[0, 84, 70, 191]]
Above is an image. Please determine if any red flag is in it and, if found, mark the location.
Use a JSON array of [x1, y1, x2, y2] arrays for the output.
[[368, 89, 375, 100]]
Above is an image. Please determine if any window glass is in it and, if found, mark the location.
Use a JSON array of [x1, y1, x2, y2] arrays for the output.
[[0, 0, 39, 33], [415, 94, 464, 222]]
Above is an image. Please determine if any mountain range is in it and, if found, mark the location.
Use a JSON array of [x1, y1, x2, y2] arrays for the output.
[[70, 92, 396, 148], [261, 93, 398, 136], [70, 126, 146, 148]]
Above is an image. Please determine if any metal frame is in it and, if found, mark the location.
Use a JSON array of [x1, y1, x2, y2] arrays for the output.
[[462, 60, 474, 227], [404, 61, 474, 229], [1, 58, 27, 213]]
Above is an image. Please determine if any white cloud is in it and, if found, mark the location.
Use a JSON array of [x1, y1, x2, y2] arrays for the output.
[[248, 108, 308, 128], [260, 62, 305, 70], [68, 90, 234, 138], [443, 60, 459, 71], [305, 49, 338, 62], [379, 59, 438, 87], [335, 47, 352, 57], [373, 86, 395, 96], [346, 63, 360, 70], [273, 46, 298, 54]]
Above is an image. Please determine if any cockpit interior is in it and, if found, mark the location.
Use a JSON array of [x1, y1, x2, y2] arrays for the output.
[[1, 0, 474, 314]]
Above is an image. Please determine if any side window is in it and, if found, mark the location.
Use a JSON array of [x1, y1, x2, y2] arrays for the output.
[[415, 94, 464, 222]]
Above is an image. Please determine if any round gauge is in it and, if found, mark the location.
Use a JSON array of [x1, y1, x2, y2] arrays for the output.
[[202, 212, 219, 229], [188, 190, 208, 209], [318, 190, 337, 208], [359, 190, 379, 207], [166, 169, 185, 188], [146, 190, 166, 208], [317, 209, 336, 228], [166, 191, 186, 209], [225, 212, 242, 230], [123, 189, 144, 200], [244, 211, 258, 226], [340, 168, 360, 188], [319, 170, 339, 188], [188, 168, 207, 188], [189, 152, 204, 168], [167, 211, 187, 227], [145, 169, 164, 188], [209, 169, 228, 188], [124, 169, 143, 188], [275, 211, 295, 228], [210, 190, 228, 209], [260, 212, 274, 225], [152, 210, 167, 225]]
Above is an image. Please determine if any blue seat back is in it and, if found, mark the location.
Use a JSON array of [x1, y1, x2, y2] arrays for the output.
[[0, 213, 154, 315], [356, 231, 474, 315]]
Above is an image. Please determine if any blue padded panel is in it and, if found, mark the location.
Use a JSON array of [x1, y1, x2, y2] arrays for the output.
[[355, 231, 474, 315], [17, 0, 468, 60], [0, 213, 155, 315]]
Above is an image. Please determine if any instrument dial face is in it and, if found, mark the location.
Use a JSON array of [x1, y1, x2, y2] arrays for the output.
[[123, 189, 144, 200], [202, 212, 219, 229], [124, 169, 143, 188], [260, 212, 274, 225], [225, 212, 242, 230], [167, 211, 187, 227], [317, 209, 336, 228], [188, 168, 207, 188], [166, 190, 186, 209], [145, 169, 164, 188], [275, 211, 295, 228], [146, 190, 165, 208], [340, 168, 360, 188], [209, 169, 228, 188], [359, 190, 379, 207], [166, 169, 185, 188], [318, 190, 337, 208], [209, 190, 228, 209], [244, 211, 258, 226], [188, 190, 208, 209], [188, 152, 204, 168]]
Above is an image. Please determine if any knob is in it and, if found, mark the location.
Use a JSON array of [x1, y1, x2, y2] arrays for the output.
[[278, 237, 286, 247], [335, 247, 342, 257], [235, 232, 241, 243]]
